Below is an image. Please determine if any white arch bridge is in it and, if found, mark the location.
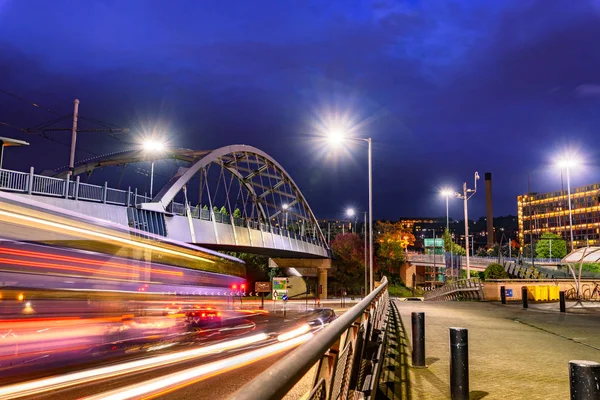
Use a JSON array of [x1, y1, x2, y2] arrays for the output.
[[0, 145, 333, 293]]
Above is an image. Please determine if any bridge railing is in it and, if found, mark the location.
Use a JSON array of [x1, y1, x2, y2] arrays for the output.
[[0, 167, 328, 251], [231, 277, 389, 400], [424, 278, 484, 301]]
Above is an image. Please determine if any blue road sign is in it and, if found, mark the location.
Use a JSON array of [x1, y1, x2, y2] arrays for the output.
[[506, 289, 513, 297], [282, 294, 288, 301]]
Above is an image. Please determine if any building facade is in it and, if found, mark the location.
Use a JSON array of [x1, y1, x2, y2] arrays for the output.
[[517, 183, 600, 250]]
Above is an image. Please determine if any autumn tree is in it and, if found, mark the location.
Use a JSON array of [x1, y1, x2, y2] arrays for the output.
[[375, 221, 415, 282], [330, 233, 366, 293]]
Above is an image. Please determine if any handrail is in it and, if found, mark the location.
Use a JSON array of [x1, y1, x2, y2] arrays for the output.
[[231, 276, 389, 400]]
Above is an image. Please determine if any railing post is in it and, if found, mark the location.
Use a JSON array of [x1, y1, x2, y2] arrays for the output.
[[28, 166, 34, 194], [450, 327, 469, 400], [103, 181, 108, 203], [75, 176, 80, 200], [411, 312, 426, 367], [126, 186, 131, 207], [134, 188, 138, 206], [560, 291, 566, 313], [64, 174, 70, 199], [569, 360, 600, 399]]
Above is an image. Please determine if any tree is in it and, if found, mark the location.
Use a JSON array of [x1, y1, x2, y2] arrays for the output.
[[233, 208, 242, 218], [330, 233, 366, 293], [442, 229, 467, 255], [375, 221, 415, 282], [484, 263, 508, 280], [535, 233, 566, 259]]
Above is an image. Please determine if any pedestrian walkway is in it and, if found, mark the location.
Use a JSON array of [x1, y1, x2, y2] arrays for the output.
[[395, 301, 600, 399]]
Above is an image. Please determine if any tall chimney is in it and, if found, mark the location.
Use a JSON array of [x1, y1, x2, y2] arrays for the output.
[[485, 172, 494, 247]]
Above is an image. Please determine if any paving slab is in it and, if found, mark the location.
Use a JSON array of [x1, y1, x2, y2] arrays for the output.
[[395, 301, 600, 399]]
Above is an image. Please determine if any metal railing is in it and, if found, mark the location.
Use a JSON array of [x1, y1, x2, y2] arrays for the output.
[[230, 277, 389, 400], [424, 278, 485, 301], [0, 167, 328, 251]]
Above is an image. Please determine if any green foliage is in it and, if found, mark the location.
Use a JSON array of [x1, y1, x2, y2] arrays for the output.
[[219, 206, 229, 215], [202, 205, 208, 210], [484, 263, 508, 280], [581, 263, 600, 273], [213, 206, 219, 213], [535, 233, 566, 258], [233, 208, 242, 218], [388, 284, 423, 297], [442, 229, 467, 255], [460, 269, 481, 279]]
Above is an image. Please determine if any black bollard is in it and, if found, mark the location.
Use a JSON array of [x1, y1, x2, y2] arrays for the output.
[[411, 312, 425, 367], [560, 291, 566, 313], [522, 287, 528, 309], [450, 327, 469, 400], [569, 360, 600, 399], [500, 286, 506, 304]]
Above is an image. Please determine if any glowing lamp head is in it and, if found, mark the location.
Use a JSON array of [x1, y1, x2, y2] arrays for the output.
[[557, 159, 579, 169], [327, 130, 346, 146], [282, 204, 289, 210], [143, 139, 166, 153], [440, 188, 453, 198], [346, 208, 356, 217]]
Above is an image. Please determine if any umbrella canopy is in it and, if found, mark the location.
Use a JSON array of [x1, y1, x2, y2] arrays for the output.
[[562, 247, 600, 263]]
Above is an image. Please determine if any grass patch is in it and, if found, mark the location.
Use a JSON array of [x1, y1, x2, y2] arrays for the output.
[[388, 284, 423, 298]]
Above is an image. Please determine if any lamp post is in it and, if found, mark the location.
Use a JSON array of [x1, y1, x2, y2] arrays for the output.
[[558, 159, 577, 252], [440, 188, 454, 280], [455, 172, 479, 278], [347, 208, 368, 296], [328, 132, 374, 293], [143, 139, 166, 198], [282, 203, 289, 230]]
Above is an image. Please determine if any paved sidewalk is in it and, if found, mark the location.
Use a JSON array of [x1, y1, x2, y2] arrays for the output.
[[395, 301, 600, 399]]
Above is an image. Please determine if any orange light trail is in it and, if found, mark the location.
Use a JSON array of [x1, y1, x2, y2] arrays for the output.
[[0, 247, 183, 277], [0, 257, 140, 279]]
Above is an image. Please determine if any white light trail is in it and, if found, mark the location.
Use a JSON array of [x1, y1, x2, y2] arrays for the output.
[[0, 333, 268, 399], [83, 332, 314, 400]]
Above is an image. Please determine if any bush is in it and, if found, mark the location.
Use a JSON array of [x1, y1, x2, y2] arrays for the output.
[[484, 263, 508, 280]]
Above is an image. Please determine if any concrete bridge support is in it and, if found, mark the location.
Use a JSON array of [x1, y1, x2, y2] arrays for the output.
[[270, 258, 332, 299]]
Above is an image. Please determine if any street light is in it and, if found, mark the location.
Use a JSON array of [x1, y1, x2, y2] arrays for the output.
[[282, 203, 289, 230], [328, 132, 374, 293], [455, 172, 479, 278], [143, 139, 166, 197], [557, 158, 579, 252], [440, 188, 454, 280], [346, 207, 368, 295]]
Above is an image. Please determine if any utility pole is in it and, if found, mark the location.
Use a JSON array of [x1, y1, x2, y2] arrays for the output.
[[68, 99, 80, 176], [456, 172, 479, 278]]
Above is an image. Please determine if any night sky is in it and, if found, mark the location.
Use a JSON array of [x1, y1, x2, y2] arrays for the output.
[[1, 0, 600, 221]]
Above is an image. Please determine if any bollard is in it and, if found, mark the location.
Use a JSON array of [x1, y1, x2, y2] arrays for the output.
[[560, 291, 566, 313], [569, 360, 600, 399], [522, 287, 528, 309], [411, 312, 425, 367], [450, 327, 469, 400], [500, 286, 506, 304]]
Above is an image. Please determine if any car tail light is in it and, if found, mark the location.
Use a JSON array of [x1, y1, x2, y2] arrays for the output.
[[217, 312, 221, 317], [241, 284, 246, 290], [232, 284, 238, 290], [201, 313, 206, 318]]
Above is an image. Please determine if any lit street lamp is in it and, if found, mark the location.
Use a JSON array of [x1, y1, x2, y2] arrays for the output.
[[346, 207, 368, 295], [328, 132, 374, 293], [440, 188, 454, 280], [455, 172, 479, 278], [557, 158, 579, 252], [143, 139, 166, 198]]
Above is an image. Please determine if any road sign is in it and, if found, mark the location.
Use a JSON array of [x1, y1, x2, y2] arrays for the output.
[[272, 277, 288, 300], [282, 294, 288, 301], [506, 289, 513, 297], [255, 281, 272, 293]]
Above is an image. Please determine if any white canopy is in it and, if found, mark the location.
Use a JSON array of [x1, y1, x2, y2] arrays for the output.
[[562, 247, 600, 263]]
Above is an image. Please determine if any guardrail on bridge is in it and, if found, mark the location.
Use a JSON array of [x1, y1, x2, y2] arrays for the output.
[[424, 278, 485, 301], [231, 277, 389, 400]]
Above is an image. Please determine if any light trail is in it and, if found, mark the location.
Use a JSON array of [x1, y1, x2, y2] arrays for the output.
[[0, 333, 268, 400], [83, 332, 314, 400]]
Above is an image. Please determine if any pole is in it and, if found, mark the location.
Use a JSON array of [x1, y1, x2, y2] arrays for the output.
[[566, 165, 574, 252], [463, 182, 470, 278], [449, 328, 469, 400], [328, 222, 330, 244], [149, 160, 155, 198], [68, 99, 80, 176], [368, 138, 373, 293], [411, 312, 425, 367], [364, 211, 368, 297], [446, 195, 450, 232], [569, 360, 600, 399], [433, 229, 437, 286]]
